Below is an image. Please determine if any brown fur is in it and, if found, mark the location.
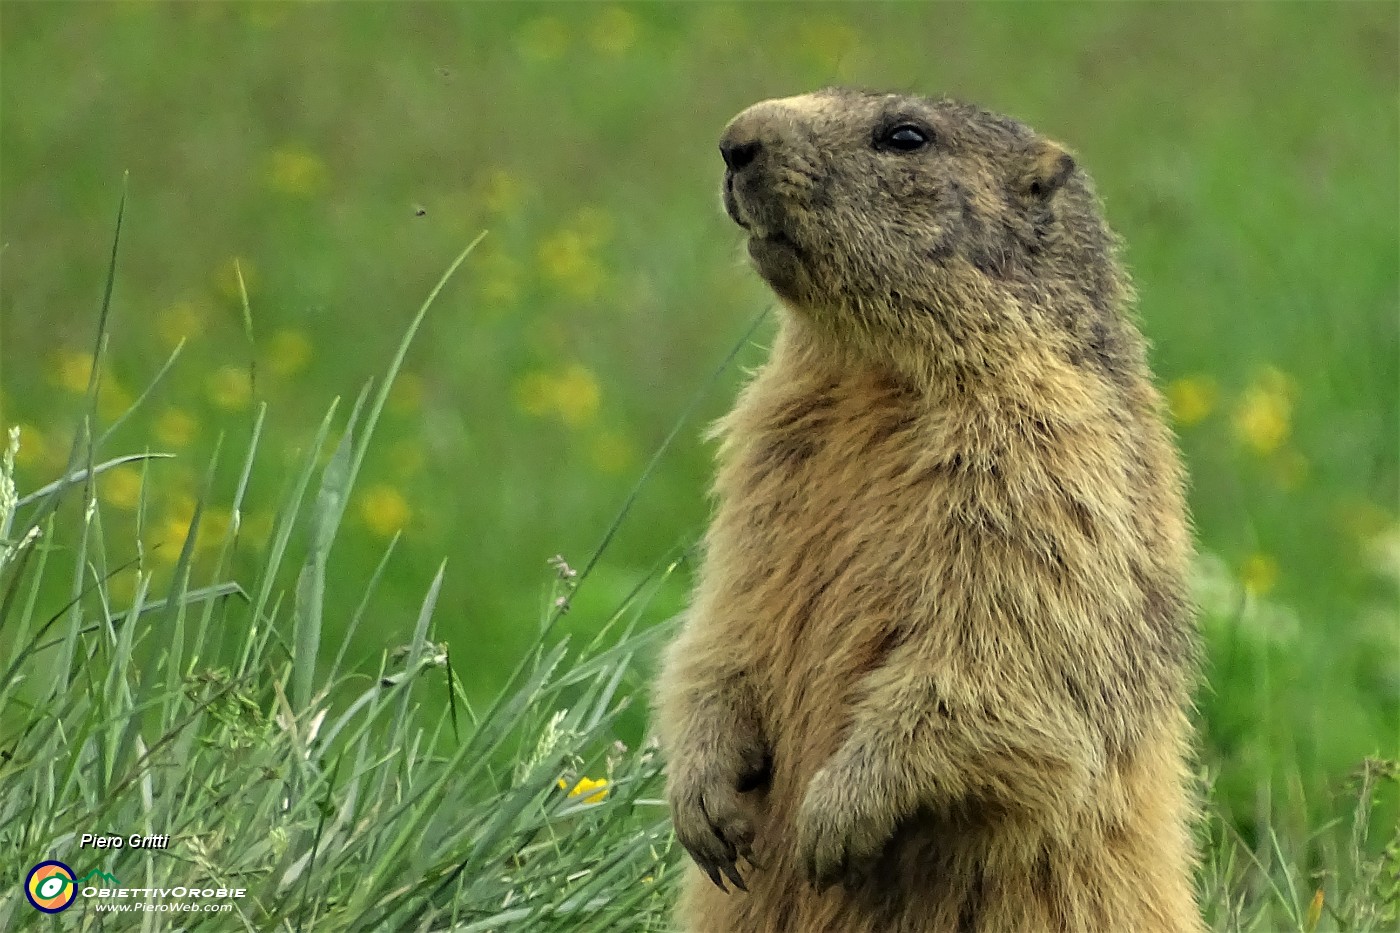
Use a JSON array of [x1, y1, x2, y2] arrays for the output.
[[654, 89, 1202, 933]]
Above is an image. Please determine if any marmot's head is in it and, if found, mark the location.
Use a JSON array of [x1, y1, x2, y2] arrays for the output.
[[720, 89, 1130, 360]]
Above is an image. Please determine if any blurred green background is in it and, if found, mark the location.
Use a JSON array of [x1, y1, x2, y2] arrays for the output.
[[1, 2, 1396, 829]]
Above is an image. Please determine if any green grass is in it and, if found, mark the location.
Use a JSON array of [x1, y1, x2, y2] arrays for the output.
[[0, 234, 683, 929], [0, 2, 1397, 929]]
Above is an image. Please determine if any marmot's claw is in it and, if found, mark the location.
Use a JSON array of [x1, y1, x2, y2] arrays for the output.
[[670, 776, 758, 895], [693, 849, 748, 894]]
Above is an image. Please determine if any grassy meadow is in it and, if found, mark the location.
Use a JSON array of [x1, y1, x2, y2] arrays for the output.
[[1, 2, 1397, 928]]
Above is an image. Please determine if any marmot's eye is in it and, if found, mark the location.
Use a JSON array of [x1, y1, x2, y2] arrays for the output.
[[879, 124, 930, 152]]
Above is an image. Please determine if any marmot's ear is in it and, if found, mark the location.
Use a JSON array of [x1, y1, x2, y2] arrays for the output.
[[1019, 140, 1075, 201]]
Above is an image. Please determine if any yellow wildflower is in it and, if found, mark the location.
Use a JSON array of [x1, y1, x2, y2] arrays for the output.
[[13, 424, 48, 470], [517, 16, 569, 61], [166, 492, 198, 526], [477, 248, 523, 309], [1240, 554, 1278, 597], [267, 328, 312, 376], [97, 377, 135, 421], [1233, 368, 1293, 455], [157, 301, 206, 347], [207, 366, 253, 411], [558, 776, 609, 804], [554, 365, 601, 426], [215, 257, 257, 303], [266, 145, 328, 197], [154, 408, 198, 447], [538, 228, 605, 301], [590, 6, 638, 55], [515, 364, 601, 427], [1305, 889, 1324, 933], [152, 496, 197, 563], [388, 373, 425, 415], [590, 430, 635, 474], [479, 169, 524, 215], [50, 349, 93, 394], [538, 229, 587, 279], [1165, 375, 1217, 427], [358, 484, 411, 538], [100, 466, 144, 511], [153, 518, 192, 562]]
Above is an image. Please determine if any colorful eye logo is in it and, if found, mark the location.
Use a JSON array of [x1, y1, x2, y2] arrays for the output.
[[25, 861, 77, 913]]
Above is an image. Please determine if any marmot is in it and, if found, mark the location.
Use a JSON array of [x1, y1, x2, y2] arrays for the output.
[[654, 89, 1201, 933]]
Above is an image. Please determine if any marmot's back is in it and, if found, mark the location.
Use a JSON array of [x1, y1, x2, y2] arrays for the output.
[[656, 89, 1200, 933]]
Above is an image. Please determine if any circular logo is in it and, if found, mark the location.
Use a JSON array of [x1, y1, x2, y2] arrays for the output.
[[25, 861, 77, 913]]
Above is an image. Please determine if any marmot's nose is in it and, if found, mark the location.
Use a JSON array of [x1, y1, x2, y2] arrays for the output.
[[720, 139, 761, 172]]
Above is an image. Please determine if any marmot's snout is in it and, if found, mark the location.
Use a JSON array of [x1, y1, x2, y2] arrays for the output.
[[718, 98, 807, 235], [718, 99, 782, 171], [719, 97, 818, 298], [718, 117, 770, 234], [719, 136, 760, 230], [719, 138, 760, 173]]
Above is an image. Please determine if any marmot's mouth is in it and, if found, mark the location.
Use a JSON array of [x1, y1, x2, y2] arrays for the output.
[[722, 171, 749, 230], [749, 230, 798, 251], [724, 171, 803, 269]]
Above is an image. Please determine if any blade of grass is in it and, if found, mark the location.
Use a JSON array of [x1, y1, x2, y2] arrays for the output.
[[236, 259, 258, 402], [328, 531, 400, 680], [327, 235, 484, 566], [51, 416, 98, 700], [292, 406, 360, 713], [241, 396, 342, 677], [20, 181, 127, 538], [94, 339, 186, 449], [164, 435, 222, 687], [13, 452, 176, 510]]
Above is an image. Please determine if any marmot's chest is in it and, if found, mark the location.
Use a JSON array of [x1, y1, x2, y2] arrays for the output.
[[713, 385, 965, 683]]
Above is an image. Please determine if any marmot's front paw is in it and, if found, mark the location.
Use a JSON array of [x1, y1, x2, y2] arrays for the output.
[[795, 757, 897, 891], [669, 773, 758, 893]]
